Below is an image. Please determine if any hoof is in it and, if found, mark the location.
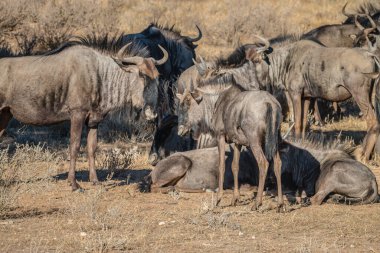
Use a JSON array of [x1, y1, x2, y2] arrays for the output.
[[277, 204, 287, 213], [251, 202, 258, 211], [74, 188, 85, 193]]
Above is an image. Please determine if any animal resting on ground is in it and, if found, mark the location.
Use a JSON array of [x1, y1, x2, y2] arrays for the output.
[[148, 140, 379, 205], [0, 35, 168, 191]]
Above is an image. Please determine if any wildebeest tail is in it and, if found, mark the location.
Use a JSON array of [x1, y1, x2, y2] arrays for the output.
[[373, 55, 380, 123], [264, 103, 281, 161]]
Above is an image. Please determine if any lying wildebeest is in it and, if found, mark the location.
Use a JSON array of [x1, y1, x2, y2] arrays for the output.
[[0, 35, 168, 191], [122, 23, 202, 115], [149, 145, 258, 192], [177, 37, 285, 211], [280, 139, 379, 205], [148, 139, 379, 205]]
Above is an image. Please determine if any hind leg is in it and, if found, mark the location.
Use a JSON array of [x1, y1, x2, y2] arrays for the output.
[[273, 151, 284, 211], [231, 144, 241, 206], [302, 98, 310, 139], [250, 142, 269, 210], [0, 108, 13, 138], [216, 134, 226, 206], [87, 126, 99, 184]]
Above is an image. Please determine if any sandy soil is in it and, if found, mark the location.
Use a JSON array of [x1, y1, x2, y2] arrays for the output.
[[1, 159, 379, 253]]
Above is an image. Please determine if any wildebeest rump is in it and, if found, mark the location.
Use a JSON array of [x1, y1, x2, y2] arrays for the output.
[[0, 35, 168, 191]]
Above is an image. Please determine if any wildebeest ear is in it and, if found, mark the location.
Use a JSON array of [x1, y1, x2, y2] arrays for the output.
[[349, 34, 357, 41], [191, 89, 203, 104], [138, 59, 160, 80], [245, 48, 258, 61]]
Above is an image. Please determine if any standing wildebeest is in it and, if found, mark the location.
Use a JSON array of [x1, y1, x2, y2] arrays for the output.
[[177, 38, 285, 211], [280, 139, 379, 205], [122, 23, 202, 115], [148, 145, 258, 192], [0, 35, 168, 191], [249, 38, 380, 160]]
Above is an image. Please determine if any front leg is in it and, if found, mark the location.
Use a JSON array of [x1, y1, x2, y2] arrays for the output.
[[68, 110, 86, 191], [290, 92, 302, 139], [216, 134, 226, 206]]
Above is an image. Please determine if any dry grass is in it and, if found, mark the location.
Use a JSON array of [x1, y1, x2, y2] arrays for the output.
[[1, 0, 380, 252]]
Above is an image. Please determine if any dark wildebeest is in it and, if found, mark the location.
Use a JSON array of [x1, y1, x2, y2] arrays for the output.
[[148, 115, 194, 165], [122, 23, 202, 116], [280, 139, 379, 205], [0, 35, 168, 191], [177, 37, 285, 211], [148, 145, 258, 192], [342, 2, 380, 25], [249, 38, 380, 160]]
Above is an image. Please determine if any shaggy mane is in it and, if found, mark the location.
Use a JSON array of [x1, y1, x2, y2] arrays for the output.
[[45, 33, 149, 58]]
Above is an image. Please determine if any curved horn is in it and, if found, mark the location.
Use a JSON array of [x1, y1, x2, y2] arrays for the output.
[[355, 15, 365, 31], [188, 25, 202, 43], [342, 2, 352, 18], [117, 42, 132, 60], [364, 28, 377, 52], [367, 14, 377, 29], [253, 34, 270, 52], [152, 45, 169, 66]]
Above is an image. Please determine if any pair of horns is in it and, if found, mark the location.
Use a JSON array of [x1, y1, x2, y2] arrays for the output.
[[116, 42, 169, 66]]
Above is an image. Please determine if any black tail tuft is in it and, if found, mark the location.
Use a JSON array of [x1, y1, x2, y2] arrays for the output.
[[264, 103, 281, 161]]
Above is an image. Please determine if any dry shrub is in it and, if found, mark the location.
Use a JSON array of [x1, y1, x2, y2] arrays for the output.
[[0, 143, 62, 213]]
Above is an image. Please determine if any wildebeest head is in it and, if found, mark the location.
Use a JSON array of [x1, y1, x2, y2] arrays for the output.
[[123, 23, 202, 81], [114, 43, 169, 121], [176, 88, 203, 136], [342, 2, 380, 25], [350, 14, 380, 48]]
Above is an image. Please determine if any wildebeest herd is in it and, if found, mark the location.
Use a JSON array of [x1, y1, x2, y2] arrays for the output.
[[1, 3, 379, 210]]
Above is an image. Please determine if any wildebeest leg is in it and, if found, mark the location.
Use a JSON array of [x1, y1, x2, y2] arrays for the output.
[[87, 126, 99, 184], [68, 111, 86, 191], [313, 100, 324, 126], [285, 91, 294, 122], [0, 108, 12, 137], [250, 143, 269, 210], [350, 91, 378, 160], [302, 98, 311, 139], [216, 134, 226, 206], [310, 190, 331, 205], [231, 144, 242, 206], [290, 93, 302, 139], [273, 151, 284, 211]]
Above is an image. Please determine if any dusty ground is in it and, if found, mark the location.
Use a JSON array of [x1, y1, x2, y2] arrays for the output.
[[1, 117, 380, 253], [1, 171, 379, 253]]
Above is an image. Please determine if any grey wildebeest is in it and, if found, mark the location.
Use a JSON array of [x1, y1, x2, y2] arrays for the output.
[[122, 23, 202, 115], [0, 35, 168, 191], [147, 139, 379, 205], [148, 145, 258, 193], [177, 37, 284, 211], [248, 38, 380, 160]]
